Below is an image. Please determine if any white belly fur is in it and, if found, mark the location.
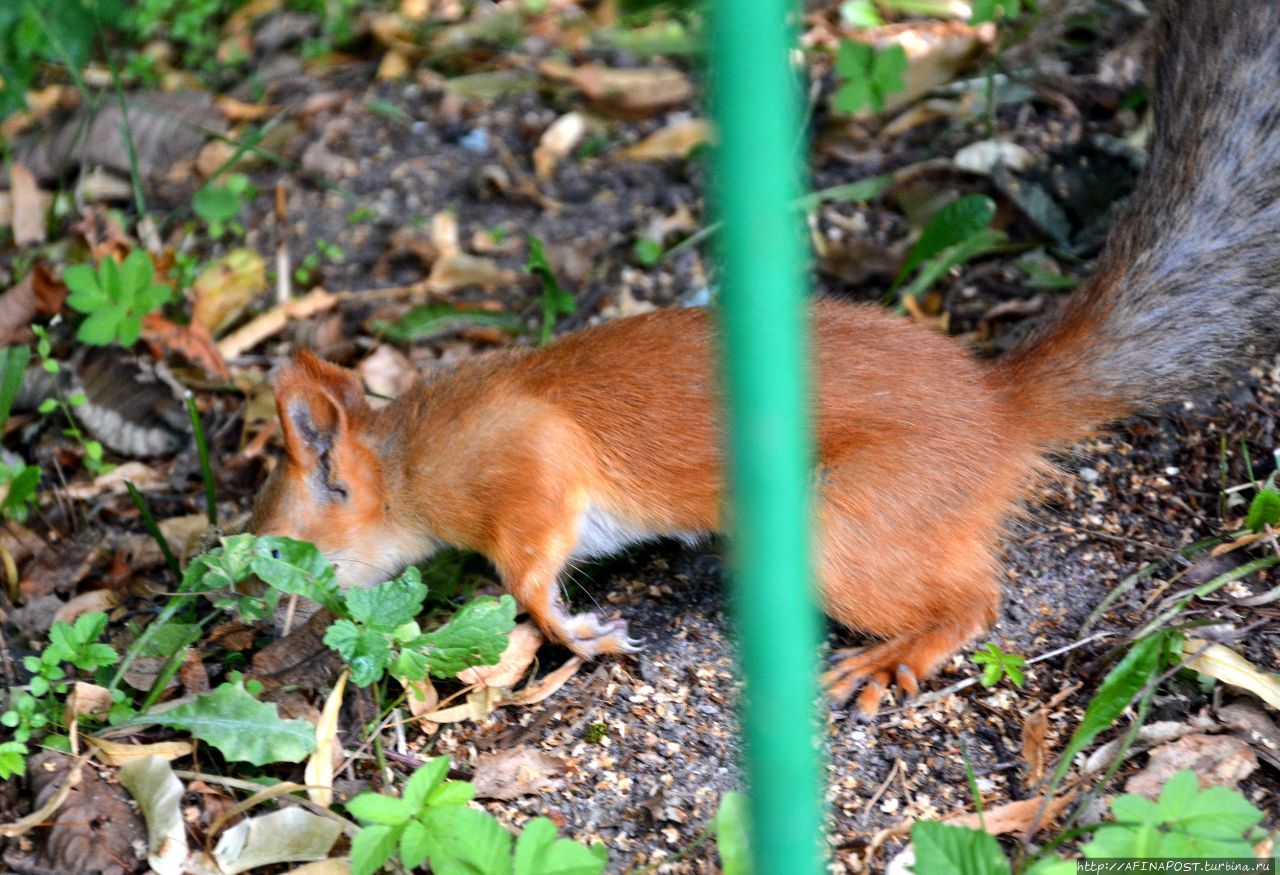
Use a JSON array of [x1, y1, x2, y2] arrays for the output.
[[571, 502, 705, 561]]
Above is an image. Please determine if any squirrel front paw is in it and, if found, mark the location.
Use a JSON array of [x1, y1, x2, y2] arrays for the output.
[[557, 611, 643, 659]]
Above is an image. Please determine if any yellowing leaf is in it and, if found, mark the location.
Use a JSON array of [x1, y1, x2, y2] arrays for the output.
[[1184, 638, 1280, 709], [192, 248, 266, 336], [619, 118, 713, 161]]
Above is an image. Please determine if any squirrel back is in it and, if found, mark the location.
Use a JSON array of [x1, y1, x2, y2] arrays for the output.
[[994, 0, 1280, 445]]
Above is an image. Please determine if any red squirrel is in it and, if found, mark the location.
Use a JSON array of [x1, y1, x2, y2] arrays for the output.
[[251, 0, 1280, 714]]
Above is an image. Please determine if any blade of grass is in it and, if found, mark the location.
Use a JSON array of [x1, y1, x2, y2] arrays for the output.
[[185, 392, 218, 526], [125, 479, 180, 580]]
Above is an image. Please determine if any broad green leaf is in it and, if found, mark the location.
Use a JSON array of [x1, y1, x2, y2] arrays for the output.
[[323, 620, 391, 687], [514, 817, 605, 875], [416, 595, 517, 678], [0, 346, 30, 427], [401, 819, 432, 869], [346, 791, 416, 826], [714, 792, 750, 875], [119, 249, 153, 298], [249, 536, 343, 613], [62, 264, 102, 304], [420, 805, 513, 875], [1245, 488, 1280, 532], [910, 821, 1011, 875], [869, 44, 908, 111], [834, 39, 872, 78], [0, 740, 26, 779], [99, 255, 123, 300], [403, 757, 451, 809], [126, 680, 316, 765], [347, 568, 428, 630], [194, 185, 243, 223], [350, 824, 401, 875], [894, 195, 998, 290], [1053, 632, 1169, 783], [76, 309, 119, 346]]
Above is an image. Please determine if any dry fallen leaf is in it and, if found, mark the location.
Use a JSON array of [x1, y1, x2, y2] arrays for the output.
[[53, 590, 120, 627], [534, 112, 587, 180], [841, 21, 995, 118], [1184, 637, 1280, 709], [619, 118, 713, 161], [0, 263, 66, 346], [457, 622, 544, 688], [192, 248, 267, 336], [1124, 733, 1258, 798], [427, 253, 518, 294], [540, 60, 692, 118], [946, 792, 1075, 836], [87, 737, 195, 766], [305, 669, 348, 807], [470, 746, 565, 800], [1020, 707, 1050, 786], [66, 459, 168, 500], [359, 345, 419, 403], [65, 682, 114, 723], [9, 163, 47, 247], [217, 288, 338, 359], [118, 755, 188, 875]]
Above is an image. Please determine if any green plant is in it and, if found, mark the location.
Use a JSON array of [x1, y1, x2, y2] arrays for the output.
[[63, 250, 173, 347], [971, 0, 1028, 24], [31, 324, 110, 475], [526, 237, 576, 345], [347, 757, 607, 875], [584, 722, 608, 743], [971, 642, 1026, 688], [1244, 473, 1280, 533], [0, 0, 117, 121], [714, 791, 750, 875], [833, 40, 908, 114], [193, 173, 255, 239], [633, 237, 664, 266], [839, 0, 882, 28], [0, 612, 120, 777], [890, 194, 1006, 302], [294, 237, 344, 286]]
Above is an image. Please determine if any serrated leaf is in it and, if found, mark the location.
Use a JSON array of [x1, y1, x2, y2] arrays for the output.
[[416, 595, 517, 679], [514, 817, 605, 875], [75, 309, 119, 346], [249, 536, 343, 613], [323, 620, 391, 687], [350, 824, 401, 875], [894, 194, 998, 290], [1245, 488, 1280, 532], [870, 44, 908, 110], [125, 681, 316, 765], [911, 821, 1011, 874], [346, 791, 416, 826], [347, 567, 427, 630], [420, 806, 513, 875], [403, 757, 450, 809], [62, 264, 102, 303], [401, 819, 432, 869], [834, 40, 872, 78], [119, 249, 154, 299], [0, 741, 26, 779]]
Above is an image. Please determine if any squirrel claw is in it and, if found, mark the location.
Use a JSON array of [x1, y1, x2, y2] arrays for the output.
[[560, 613, 641, 659], [823, 646, 921, 716]]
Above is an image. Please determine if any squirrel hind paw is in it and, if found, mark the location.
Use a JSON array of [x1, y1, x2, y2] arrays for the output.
[[560, 613, 642, 659], [823, 645, 923, 716]]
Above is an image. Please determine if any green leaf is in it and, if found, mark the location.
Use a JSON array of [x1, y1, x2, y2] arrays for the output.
[[249, 536, 343, 613], [527, 237, 575, 346], [125, 680, 316, 765], [75, 308, 120, 346], [0, 740, 26, 779], [0, 346, 30, 427], [911, 821, 1011, 875], [119, 249, 154, 297], [323, 620, 392, 687], [37, 398, 57, 414], [194, 185, 244, 223], [1245, 488, 1280, 532], [62, 264, 105, 308], [347, 567, 428, 630], [374, 302, 523, 344], [869, 44, 908, 111], [419, 805, 514, 875], [415, 595, 517, 679], [514, 817, 606, 875], [99, 256, 123, 301], [1053, 632, 1169, 783], [894, 195, 998, 291], [714, 792, 750, 875], [839, 0, 882, 28], [350, 824, 402, 875], [346, 791, 416, 826], [633, 238, 663, 266], [403, 757, 451, 809], [834, 39, 872, 79], [401, 819, 432, 869]]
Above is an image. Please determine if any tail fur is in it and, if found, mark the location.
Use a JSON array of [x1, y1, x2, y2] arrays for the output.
[[994, 0, 1280, 445]]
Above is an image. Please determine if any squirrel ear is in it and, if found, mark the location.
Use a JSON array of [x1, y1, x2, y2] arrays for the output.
[[273, 350, 365, 464], [288, 348, 369, 413]]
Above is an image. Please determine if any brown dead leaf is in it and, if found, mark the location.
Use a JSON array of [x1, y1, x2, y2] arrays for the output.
[[86, 737, 195, 767], [0, 263, 67, 346], [378, 50, 413, 81], [9, 163, 47, 246], [840, 22, 995, 118], [20, 543, 99, 601], [619, 118, 713, 161], [65, 460, 167, 500], [946, 792, 1074, 836], [217, 287, 338, 359], [1125, 734, 1258, 798], [457, 623, 544, 688], [215, 96, 279, 122], [427, 253, 518, 294], [191, 248, 267, 336], [539, 60, 692, 118], [1021, 708, 1050, 786], [406, 676, 440, 720], [197, 140, 239, 179], [359, 345, 418, 403], [141, 313, 231, 379], [534, 112, 587, 180], [53, 590, 120, 626], [470, 746, 565, 801], [65, 682, 114, 723]]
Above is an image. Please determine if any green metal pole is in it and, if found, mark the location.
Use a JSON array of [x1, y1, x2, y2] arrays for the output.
[[708, 0, 825, 872]]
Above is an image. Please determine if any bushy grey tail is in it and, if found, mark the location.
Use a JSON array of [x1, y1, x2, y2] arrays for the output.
[[994, 0, 1280, 444]]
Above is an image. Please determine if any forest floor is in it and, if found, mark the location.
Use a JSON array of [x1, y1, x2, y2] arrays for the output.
[[0, 1, 1277, 872]]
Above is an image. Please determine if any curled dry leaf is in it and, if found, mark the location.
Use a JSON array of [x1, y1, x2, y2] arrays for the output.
[[217, 287, 338, 359], [1184, 637, 1280, 709], [1124, 733, 1258, 798], [0, 263, 67, 346], [534, 112, 587, 180], [9, 163, 47, 247], [406, 676, 440, 721], [215, 95, 279, 122], [946, 792, 1075, 837], [118, 755, 188, 875], [470, 746, 565, 801], [141, 313, 231, 379], [53, 590, 120, 627], [86, 737, 195, 766], [1020, 707, 1050, 786], [305, 669, 349, 807], [65, 459, 167, 501], [619, 118, 714, 161], [431, 210, 462, 259], [359, 345, 418, 403], [65, 682, 113, 723], [428, 253, 518, 294], [539, 59, 692, 118], [192, 247, 267, 336], [213, 806, 344, 875], [457, 622, 544, 688]]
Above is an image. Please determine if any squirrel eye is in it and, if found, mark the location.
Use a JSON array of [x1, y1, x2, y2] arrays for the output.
[[271, 549, 282, 559]]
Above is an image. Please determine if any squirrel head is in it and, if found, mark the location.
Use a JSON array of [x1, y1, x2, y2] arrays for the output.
[[250, 349, 392, 588]]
